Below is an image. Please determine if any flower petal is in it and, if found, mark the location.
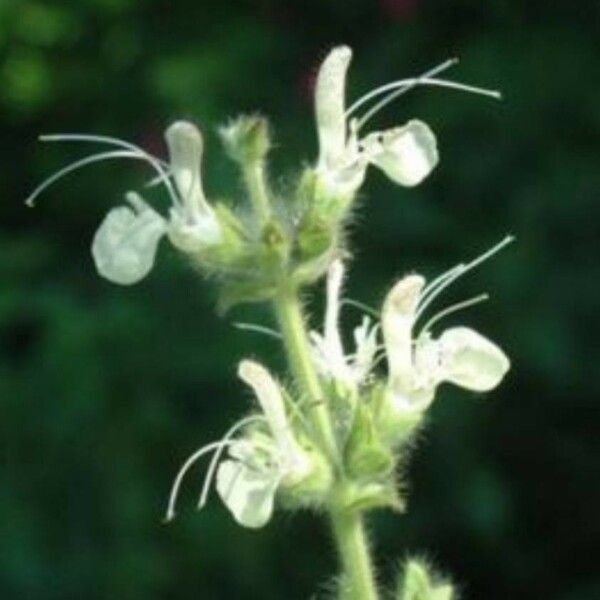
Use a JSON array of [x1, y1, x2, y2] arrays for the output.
[[315, 46, 352, 167], [437, 326, 510, 391], [91, 192, 166, 285], [165, 122, 222, 248], [352, 316, 379, 382], [238, 360, 289, 439], [165, 121, 206, 208], [167, 205, 221, 253], [365, 120, 438, 187], [216, 460, 279, 528], [382, 274, 425, 393]]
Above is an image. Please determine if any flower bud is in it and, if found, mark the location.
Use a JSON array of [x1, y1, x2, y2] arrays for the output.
[[219, 114, 272, 164], [396, 559, 454, 600]]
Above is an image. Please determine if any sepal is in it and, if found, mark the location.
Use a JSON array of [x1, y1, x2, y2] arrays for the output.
[[396, 559, 455, 600], [335, 480, 404, 513], [345, 403, 394, 479], [371, 382, 424, 449], [216, 280, 277, 315], [279, 442, 333, 510]]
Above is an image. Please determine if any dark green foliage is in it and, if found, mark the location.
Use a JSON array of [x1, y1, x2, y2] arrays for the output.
[[1, 1, 598, 599]]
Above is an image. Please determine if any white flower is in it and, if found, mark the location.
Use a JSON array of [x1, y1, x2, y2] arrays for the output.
[[381, 237, 513, 413], [164, 360, 313, 529], [163, 121, 222, 252], [313, 46, 500, 197], [216, 360, 313, 528], [310, 259, 379, 392], [27, 121, 222, 285]]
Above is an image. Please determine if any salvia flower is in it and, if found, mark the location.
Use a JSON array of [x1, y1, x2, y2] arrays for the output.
[[216, 360, 316, 527], [27, 121, 222, 285], [313, 45, 501, 198], [381, 237, 513, 414], [165, 360, 317, 529], [310, 238, 512, 415]]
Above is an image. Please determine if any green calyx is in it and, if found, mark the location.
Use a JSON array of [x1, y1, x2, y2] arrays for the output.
[[397, 560, 455, 600], [372, 383, 424, 449], [334, 479, 403, 514], [345, 403, 394, 480], [279, 442, 334, 510], [296, 168, 356, 225], [209, 120, 358, 310]]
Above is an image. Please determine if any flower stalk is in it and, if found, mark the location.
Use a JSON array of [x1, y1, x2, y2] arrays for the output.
[[275, 284, 380, 600], [332, 511, 379, 600]]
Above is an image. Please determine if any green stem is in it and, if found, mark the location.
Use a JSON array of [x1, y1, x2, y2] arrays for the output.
[[273, 288, 379, 600], [332, 512, 379, 600], [273, 288, 337, 459], [243, 161, 271, 222]]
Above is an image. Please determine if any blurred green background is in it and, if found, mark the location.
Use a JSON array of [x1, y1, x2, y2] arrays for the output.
[[1, 1, 599, 599]]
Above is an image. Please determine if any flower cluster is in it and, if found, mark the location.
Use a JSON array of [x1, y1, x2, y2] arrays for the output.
[[312, 241, 511, 447], [164, 237, 510, 527], [27, 46, 499, 295], [28, 44, 510, 598]]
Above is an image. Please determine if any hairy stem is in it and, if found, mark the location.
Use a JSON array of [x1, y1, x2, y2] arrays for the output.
[[274, 288, 337, 459], [273, 287, 379, 600], [332, 512, 378, 600]]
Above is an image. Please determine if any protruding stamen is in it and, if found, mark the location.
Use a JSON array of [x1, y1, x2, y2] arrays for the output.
[[420, 264, 466, 301], [164, 440, 232, 523], [233, 322, 282, 340], [39, 133, 170, 168], [197, 415, 267, 511], [345, 57, 458, 118], [419, 293, 490, 334], [26, 150, 138, 207], [340, 298, 380, 319], [357, 76, 502, 130], [28, 133, 179, 208], [415, 235, 514, 322]]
